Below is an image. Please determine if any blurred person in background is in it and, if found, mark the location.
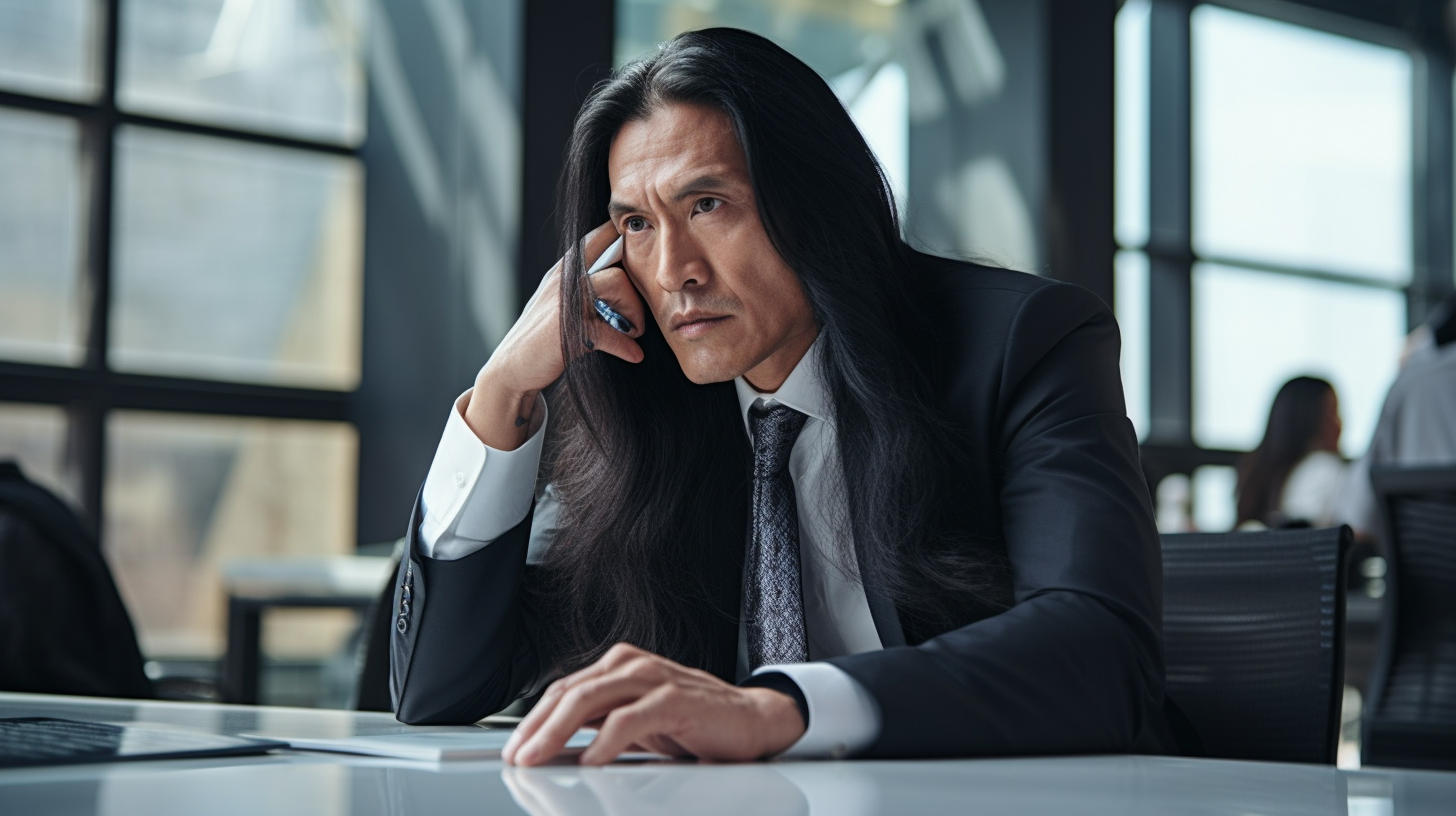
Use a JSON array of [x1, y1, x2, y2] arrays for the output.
[[1338, 294, 1456, 541], [1235, 376, 1345, 529]]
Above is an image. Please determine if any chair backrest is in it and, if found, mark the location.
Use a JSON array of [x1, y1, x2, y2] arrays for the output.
[[353, 552, 400, 712], [1363, 466, 1456, 770], [0, 461, 153, 699], [1161, 527, 1349, 764]]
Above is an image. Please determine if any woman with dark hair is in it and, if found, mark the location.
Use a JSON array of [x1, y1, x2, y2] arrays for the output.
[[1235, 376, 1345, 528], [390, 28, 1175, 763]]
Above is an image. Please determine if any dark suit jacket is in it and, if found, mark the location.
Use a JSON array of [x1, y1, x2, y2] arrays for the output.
[[390, 255, 1174, 758]]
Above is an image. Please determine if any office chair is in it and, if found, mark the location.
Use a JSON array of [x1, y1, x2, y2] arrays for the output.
[[1362, 466, 1456, 771], [0, 460, 154, 699], [1161, 526, 1350, 764], [354, 550, 399, 712]]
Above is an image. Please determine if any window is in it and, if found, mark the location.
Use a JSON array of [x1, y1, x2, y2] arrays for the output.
[[0, 0, 364, 669], [1190, 6, 1408, 456], [1115, 0, 1152, 438], [105, 411, 356, 658], [0, 108, 89, 367], [1115, 1, 1445, 531]]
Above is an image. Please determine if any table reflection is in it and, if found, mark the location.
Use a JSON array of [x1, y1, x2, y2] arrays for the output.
[[502, 763, 878, 816]]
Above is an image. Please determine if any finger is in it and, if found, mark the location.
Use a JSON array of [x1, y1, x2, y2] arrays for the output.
[[505, 682, 571, 763], [506, 646, 657, 761], [505, 645, 650, 761], [578, 685, 687, 766], [533, 222, 618, 304], [581, 271, 646, 365], [580, 221, 619, 273], [505, 685, 568, 763], [580, 288, 645, 365], [584, 317, 644, 364], [511, 674, 660, 766], [585, 267, 647, 340]]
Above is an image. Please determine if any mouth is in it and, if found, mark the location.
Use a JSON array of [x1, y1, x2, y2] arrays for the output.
[[670, 312, 731, 338]]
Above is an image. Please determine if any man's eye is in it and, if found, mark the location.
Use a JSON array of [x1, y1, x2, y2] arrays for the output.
[[625, 216, 648, 232], [694, 197, 721, 214]]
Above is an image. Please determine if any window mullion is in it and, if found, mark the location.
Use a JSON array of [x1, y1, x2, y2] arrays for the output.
[[1412, 23, 1455, 325], [74, 0, 122, 530], [1147, 0, 1194, 448]]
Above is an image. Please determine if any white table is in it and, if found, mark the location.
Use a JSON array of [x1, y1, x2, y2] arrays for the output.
[[2, 692, 1453, 816]]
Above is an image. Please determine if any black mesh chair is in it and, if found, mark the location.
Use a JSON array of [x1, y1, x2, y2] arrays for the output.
[[1362, 465, 1456, 771], [1161, 527, 1350, 764], [353, 553, 399, 712]]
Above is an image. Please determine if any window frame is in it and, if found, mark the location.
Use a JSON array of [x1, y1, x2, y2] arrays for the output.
[[1129, 0, 1455, 483], [0, 0, 357, 529]]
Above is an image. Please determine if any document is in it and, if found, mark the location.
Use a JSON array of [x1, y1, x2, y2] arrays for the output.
[[252, 728, 596, 762]]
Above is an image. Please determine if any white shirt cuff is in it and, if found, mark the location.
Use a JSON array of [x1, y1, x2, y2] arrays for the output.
[[752, 663, 881, 759], [418, 390, 547, 560]]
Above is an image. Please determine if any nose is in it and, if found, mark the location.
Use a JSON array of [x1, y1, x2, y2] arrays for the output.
[[652, 224, 710, 293]]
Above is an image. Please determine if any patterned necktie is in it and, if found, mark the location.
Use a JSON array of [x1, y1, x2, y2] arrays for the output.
[[746, 402, 811, 669]]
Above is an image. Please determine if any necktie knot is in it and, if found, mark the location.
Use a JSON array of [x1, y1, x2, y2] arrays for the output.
[[750, 403, 808, 476]]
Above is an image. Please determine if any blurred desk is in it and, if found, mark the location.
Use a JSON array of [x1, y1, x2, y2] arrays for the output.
[[3, 692, 1456, 816], [219, 557, 394, 705]]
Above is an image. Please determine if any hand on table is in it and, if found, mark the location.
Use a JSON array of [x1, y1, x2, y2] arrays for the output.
[[502, 643, 806, 766]]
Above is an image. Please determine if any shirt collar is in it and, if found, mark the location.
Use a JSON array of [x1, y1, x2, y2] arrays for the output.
[[733, 333, 830, 435]]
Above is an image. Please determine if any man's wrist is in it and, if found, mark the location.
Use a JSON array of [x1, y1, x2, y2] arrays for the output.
[[749, 663, 882, 759], [741, 671, 810, 728], [463, 377, 541, 451], [742, 685, 807, 757]]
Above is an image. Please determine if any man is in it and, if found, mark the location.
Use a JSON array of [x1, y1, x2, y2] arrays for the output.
[[1337, 294, 1456, 539], [391, 28, 1173, 764]]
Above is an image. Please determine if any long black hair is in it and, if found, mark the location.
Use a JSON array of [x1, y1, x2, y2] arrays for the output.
[[1235, 376, 1337, 527], [530, 28, 1008, 680]]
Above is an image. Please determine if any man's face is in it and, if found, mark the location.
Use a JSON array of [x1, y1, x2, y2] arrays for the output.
[[607, 103, 818, 391]]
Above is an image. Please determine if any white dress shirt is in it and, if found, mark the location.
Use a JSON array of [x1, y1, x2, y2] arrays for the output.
[[1280, 450, 1347, 528], [416, 337, 882, 758], [1337, 338, 1456, 535]]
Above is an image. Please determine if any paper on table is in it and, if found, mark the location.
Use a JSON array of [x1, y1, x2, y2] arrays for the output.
[[251, 728, 597, 762]]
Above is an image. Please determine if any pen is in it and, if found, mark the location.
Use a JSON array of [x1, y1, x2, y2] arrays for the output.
[[586, 236, 635, 334]]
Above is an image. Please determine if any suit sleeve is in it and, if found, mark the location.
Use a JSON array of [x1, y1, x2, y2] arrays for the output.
[[827, 282, 1167, 758], [390, 397, 556, 724], [390, 499, 552, 724]]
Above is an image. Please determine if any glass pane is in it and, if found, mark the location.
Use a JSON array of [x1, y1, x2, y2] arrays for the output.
[[0, 402, 77, 506], [105, 411, 357, 659], [0, 0, 99, 101], [0, 108, 88, 366], [830, 60, 909, 217], [111, 127, 363, 389], [1192, 264, 1405, 456], [1115, 251, 1149, 441], [616, 0, 1041, 273], [1115, 0, 1149, 249], [1192, 6, 1411, 283], [118, 0, 366, 145]]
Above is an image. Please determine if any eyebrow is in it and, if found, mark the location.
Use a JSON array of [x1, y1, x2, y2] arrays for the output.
[[607, 174, 737, 218]]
